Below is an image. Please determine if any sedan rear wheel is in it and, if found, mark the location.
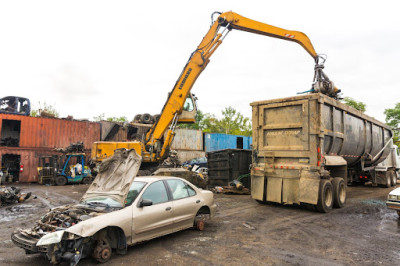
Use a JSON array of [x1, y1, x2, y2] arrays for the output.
[[196, 220, 205, 231]]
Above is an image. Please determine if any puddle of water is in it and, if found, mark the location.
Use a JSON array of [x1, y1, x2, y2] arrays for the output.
[[0, 204, 41, 223]]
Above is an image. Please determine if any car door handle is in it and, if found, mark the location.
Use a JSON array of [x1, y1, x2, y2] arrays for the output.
[[165, 207, 172, 211], [196, 200, 201, 204]]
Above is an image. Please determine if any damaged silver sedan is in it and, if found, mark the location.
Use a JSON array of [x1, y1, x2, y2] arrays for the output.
[[11, 149, 216, 265]]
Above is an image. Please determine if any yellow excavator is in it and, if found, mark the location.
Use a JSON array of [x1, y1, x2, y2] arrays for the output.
[[92, 11, 339, 168]]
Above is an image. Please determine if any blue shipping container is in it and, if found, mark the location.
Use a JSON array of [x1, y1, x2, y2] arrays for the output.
[[204, 133, 252, 152]]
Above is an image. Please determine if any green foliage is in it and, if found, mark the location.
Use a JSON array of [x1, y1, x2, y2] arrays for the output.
[[106, 116, 128, 122], [30, 101, 60, 118], [385, 103, 400, 147], [179, 107, 252, 136], [92, 113, 128, 122], [343, 97, 366, 112]]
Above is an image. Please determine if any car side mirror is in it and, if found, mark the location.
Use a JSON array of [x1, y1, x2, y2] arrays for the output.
[[139, 199, 153, 207]]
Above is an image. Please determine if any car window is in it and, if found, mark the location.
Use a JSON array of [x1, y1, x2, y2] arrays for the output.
[[166, 179, 197, 200], [187, 184, 196, 196], [141, 181, 169, 205], [125, 181, 147, 206]]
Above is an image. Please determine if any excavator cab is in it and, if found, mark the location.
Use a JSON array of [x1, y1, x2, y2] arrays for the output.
[[177, 93, 198, 123]]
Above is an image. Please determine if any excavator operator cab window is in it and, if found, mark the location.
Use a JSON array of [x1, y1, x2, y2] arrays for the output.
[[183, 96, 194, 112]]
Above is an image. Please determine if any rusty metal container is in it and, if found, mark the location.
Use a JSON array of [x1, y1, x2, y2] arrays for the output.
[[0, 114, 101, 182], [168, 128, 204, 162], [250, 93, 392, 207]]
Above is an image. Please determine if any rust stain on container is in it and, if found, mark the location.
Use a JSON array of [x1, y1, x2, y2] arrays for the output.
[[0, 114, 101, 183]]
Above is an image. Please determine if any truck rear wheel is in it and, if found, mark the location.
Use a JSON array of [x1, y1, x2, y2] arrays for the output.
[[316, 179, 333, 213], [332, 177, 346, 208], [390, 171, 397, 187], [384, 173, 391, 188]]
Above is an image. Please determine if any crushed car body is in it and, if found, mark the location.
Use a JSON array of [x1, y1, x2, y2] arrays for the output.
[[11, 148, 216, 265]]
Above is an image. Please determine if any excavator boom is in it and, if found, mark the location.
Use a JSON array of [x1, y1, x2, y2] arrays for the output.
[[144, 11, 336, 161]]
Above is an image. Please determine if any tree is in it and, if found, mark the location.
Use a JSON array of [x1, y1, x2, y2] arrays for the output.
[[342, 97, 366, 112], [385, 103, 400, 147], [179, 107, 252, 136], [30, 101, 60, 118]]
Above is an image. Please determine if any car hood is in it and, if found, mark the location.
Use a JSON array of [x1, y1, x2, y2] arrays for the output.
[[389, 187, 400, 196], [81, 149, 142, 206]]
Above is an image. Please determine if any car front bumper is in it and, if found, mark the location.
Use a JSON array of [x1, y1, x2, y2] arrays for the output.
[[386, 200, 400, 211], [11, 232, 47, 253]]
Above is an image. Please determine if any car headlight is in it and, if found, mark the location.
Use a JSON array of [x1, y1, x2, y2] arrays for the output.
[[36, 230, 64, 246]]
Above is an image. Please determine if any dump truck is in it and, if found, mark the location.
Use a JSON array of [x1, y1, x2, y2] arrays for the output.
[[250, 93, 395, 212]]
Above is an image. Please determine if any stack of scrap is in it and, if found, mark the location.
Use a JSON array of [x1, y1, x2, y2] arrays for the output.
[[0, 186, 31, 206]]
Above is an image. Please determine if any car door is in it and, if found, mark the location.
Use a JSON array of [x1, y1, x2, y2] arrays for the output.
[[166, 179, 202, 231], [131, 180, 174, 243]]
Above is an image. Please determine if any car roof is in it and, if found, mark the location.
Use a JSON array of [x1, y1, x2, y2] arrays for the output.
[[134, 176, 189, 183]]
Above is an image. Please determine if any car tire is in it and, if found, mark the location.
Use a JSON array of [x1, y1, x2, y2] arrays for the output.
[[332, 177, 346, 208], [316, 179, 333, 213], [55, 175, 67, 186]]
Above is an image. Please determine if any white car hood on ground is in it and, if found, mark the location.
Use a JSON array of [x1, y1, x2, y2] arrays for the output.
[[388, 187, 400, 196], [81, 149, 142, 206]]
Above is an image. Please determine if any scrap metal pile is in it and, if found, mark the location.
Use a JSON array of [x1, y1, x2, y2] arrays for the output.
[[0, 186, 31, 206], [54, 141, 85, 153], [18, 205, 104, 239]]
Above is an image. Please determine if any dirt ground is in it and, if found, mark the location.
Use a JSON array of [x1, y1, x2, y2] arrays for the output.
[[0, 182, 399, 265]]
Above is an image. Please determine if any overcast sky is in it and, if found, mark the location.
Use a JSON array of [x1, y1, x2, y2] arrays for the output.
[[0, 0, 399, 123]]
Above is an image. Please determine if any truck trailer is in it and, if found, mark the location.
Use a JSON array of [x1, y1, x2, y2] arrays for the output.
[[250, 93, 396, 212]]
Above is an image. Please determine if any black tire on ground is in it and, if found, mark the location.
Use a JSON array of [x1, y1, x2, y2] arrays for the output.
[[55, 175, 67, 186], [384, 173, 391, 188], [82, 176, 91, 184], [316, 179, 333, 213], [390, 171, 397, 187], [332, 177, 346, 208]]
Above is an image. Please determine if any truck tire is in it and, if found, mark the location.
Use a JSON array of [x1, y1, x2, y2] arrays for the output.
[[332, 177, 346, 208], [316, 179, 333, 213], [384, 173, 391, 188], [390, 171, 397, 187], [55, 175, 67, 186]]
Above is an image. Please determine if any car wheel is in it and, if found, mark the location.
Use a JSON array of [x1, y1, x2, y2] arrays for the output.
[[332, 177, 346, 208], [93, 239, 112, 263], [316, 179, 333, 213], [55, 175, 67, 186], [195, 220, 205, 231]]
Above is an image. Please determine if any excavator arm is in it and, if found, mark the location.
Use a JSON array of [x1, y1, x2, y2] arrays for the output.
[[144, 11, 338, 161]]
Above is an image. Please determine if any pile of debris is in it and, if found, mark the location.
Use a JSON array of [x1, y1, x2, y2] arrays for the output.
[[54, 141, 84, 153], [212, 179, 250, 195], [153, 168, 208, 189], [0, 186, 31, 206], [19, 204, 103, 239]]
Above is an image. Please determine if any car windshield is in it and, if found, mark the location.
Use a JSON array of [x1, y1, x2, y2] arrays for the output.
[[80, 196, 122, 208], [125, 181, 147, 206]]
